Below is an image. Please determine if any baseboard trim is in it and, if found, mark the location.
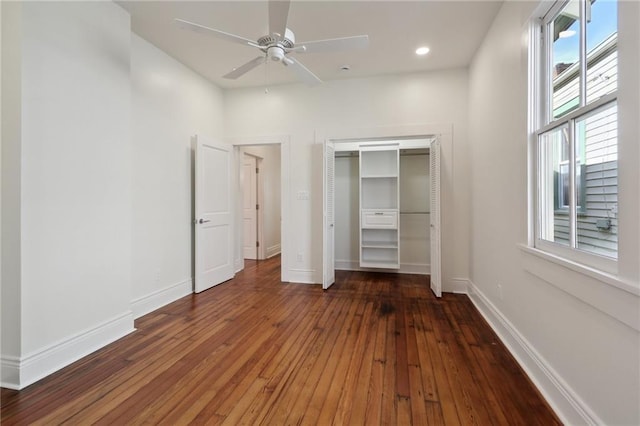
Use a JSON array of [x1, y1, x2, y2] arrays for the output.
[[287, 268, 316, 284], [1, 311, 135, 390], [467, 280, 602, 425], [1, 356, 21, 390], [132, 278, 193, 319], [234, 258, 244, 273], [445, 278, 469, 294], [335, 260, 430, 275], [266, 244, 281, 259]]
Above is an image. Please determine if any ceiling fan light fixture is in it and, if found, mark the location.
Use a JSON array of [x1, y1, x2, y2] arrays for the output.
[[268, 46, 285, 62], [415, 46, 430, 56]]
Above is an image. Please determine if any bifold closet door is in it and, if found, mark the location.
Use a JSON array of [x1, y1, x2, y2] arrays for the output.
[[429, 139, 442, 297], [323, 141, 336, 289]]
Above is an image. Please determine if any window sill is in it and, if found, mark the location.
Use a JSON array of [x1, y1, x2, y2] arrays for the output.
[[520, 244, 637, 295], [519, 244, 639, 331]]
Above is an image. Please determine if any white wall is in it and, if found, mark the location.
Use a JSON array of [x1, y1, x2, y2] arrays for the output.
[[617, 0, 640, 283], [130, 33, 225, 317], [1, 5, 227, 388], [224, 70, 470, 287], [243, 145, 281, 258], [468, 1, 640, 424], [0, 1, 135, 389], [1, 1, 23, 383]]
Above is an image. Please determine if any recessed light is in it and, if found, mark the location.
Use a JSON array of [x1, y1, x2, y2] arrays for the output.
[[415, 46, 430, 56]]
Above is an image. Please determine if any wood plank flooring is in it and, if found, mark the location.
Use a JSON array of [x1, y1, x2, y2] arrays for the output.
[[1, 256, 561, 425]]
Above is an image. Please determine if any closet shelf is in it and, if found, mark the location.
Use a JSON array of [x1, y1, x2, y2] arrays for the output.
[[360, 145, 400, 270], [360, 260, 400, 269], [399, 211, 430, 215], [361, 241, 399, 249], [361, 174, 398, 179]]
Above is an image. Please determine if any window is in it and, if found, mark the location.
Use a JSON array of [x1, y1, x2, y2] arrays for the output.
[[535, 0, 618, 269]]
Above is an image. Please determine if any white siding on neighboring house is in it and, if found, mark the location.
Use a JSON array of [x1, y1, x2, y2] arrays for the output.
[[553, 34, 618, 117]]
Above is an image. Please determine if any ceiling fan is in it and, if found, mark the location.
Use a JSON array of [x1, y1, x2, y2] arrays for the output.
[[174, 0, 369, 85]]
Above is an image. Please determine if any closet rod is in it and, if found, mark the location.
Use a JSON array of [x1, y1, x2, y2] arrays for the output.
[[335, 152, 430, 158], [399, 211, 430, 214], [399, 152, 429, 157]]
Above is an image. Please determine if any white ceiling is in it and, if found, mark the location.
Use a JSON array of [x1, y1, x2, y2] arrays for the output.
[[119, 1, 503, 89]]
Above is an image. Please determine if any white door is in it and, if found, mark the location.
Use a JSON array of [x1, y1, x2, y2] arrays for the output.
[[323, 141, 336, 289], [194, 135, 234, 293], [429, 138, 442, 297], [243, 155, 258, 260]]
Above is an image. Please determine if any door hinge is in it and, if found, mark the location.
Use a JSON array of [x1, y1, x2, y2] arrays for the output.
[[256, 241, 260, 247], [256, 167, 259, 174], [256, 204, 259, 210]]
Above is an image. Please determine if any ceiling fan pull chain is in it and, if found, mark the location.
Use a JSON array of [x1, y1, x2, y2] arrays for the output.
[[264, 58, 269, 94]]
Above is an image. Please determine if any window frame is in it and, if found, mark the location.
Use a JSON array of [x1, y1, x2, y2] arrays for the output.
[[533, 0, 618, 274]]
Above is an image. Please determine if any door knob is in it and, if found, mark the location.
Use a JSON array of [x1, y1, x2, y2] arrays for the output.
[[199, 218, 211, 224]]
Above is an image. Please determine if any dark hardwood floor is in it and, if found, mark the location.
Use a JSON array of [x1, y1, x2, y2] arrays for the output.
[[1, 256, 560, 425]]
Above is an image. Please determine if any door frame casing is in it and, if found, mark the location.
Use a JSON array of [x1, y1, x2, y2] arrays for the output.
[[230, 135, 291, 283]]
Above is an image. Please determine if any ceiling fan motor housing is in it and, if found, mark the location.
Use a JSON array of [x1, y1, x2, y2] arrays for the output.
[[259, 28, 295, 62]]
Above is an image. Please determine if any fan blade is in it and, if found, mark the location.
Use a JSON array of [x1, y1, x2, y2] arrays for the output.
[[223, 56, 265, 79], [269, 0, 291, 40], [283, 57, 321, 86], [175, 19, 258, 48], [295, 35, 369, 53]]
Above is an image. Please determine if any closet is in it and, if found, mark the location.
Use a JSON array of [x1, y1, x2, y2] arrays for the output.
[[324, 138, 441, 296]]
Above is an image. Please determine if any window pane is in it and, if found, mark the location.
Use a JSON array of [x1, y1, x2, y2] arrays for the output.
[[538, 125, 570, 246], [559, 163, 570, 207], [586, 0, 617, 103], [551, 0, 580, 119], [575, 101, 618, 258]]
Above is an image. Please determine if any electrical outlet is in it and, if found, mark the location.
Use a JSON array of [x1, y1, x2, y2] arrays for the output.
[[497, 284, 503, 300], [296, 253, 303, 262]]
